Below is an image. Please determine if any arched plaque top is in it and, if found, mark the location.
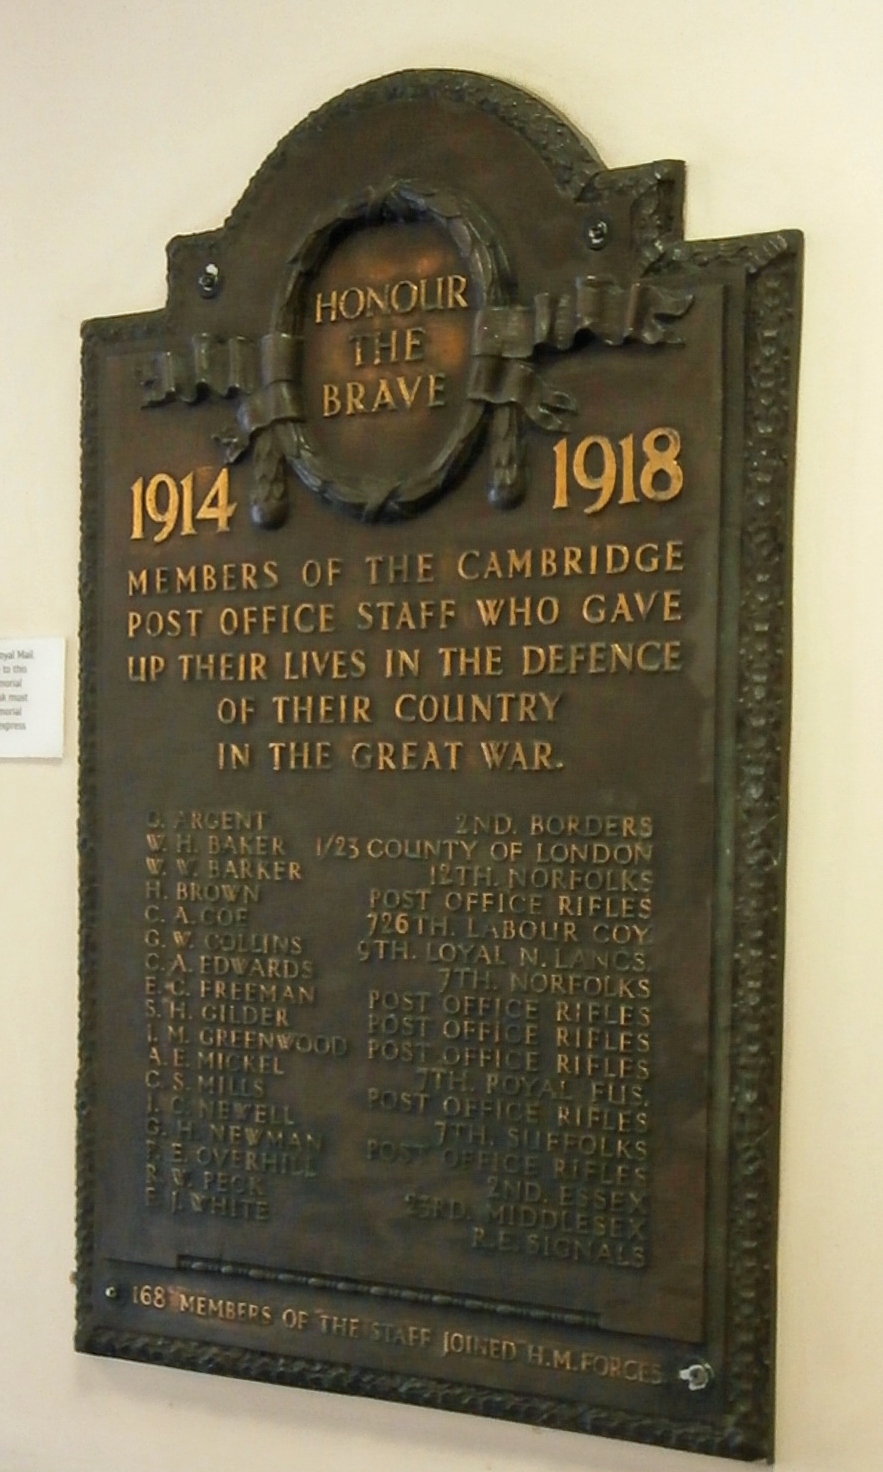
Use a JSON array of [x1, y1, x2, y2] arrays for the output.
[[228, 69, 607, 227], [139, 75, 695, 526]]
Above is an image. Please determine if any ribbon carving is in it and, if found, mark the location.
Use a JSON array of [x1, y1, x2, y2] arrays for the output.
[[139, 187, 693, 527]]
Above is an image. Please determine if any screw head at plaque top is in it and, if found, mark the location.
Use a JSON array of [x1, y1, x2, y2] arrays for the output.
[[584, 216, 610, 250], [197, 262, 221, 298]]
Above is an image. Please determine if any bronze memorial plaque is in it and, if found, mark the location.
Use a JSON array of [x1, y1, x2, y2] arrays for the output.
[[77, 72, 801, 1459]]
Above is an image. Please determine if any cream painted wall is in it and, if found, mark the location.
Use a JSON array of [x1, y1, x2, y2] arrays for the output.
[[1, 3, 881, 1469]]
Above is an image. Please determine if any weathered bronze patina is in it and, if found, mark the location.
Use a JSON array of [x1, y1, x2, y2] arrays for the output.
[[78, 71, 801, 1459]]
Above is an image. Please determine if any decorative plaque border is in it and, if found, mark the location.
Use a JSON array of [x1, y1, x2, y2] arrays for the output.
[[77, 69, 801, 1460]]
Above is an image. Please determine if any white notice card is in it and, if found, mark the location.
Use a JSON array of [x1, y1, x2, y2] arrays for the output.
[[0, 638, 66, 759]]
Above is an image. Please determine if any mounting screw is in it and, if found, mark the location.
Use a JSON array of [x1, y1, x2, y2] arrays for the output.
[[679, 1361, 714, 1392], [584, 217, 609, 251], [104, 1283, 120, 1301], [198, 262, 222, 298]]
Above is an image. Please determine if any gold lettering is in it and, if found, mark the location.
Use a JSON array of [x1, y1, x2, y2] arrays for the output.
[[351, 740, 463, 771], [314, 275, 470, 324], [345, 381, 367, 415], [662, 589, 681, 621], [315, 290, 337, 323], [521, 642, 683, 676], [338, 287, 366, 320], [271, 694, 372, 724], [447, 274, 469, 308], [371, 378, 396, 412], [268, 741, 333, 770], [396, 373, 423, 408], [404, 327, 425, 361]]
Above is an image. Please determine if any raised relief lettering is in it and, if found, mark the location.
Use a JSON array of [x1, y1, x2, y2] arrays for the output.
[[82, 72, 799, 1459]]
